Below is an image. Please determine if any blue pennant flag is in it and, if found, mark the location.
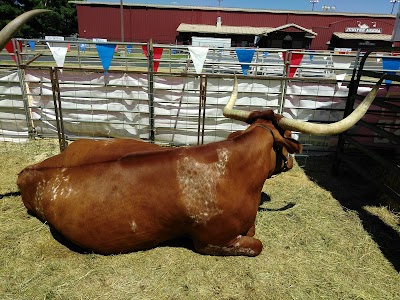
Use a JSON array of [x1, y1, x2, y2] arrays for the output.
[[96, 44, 116, 74], [28, 41, 36, 51], [309, 50, 315, 61], [382, 57, 400, 89], [235, 49, 255, 76], [80, 43, 87, 52], [126, 45, 133, 54]]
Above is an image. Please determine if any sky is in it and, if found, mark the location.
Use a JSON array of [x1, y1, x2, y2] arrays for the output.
[[91, 0, 400, 15]]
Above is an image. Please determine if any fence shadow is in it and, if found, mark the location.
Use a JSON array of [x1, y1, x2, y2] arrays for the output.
[[298, 155, 400, 272]]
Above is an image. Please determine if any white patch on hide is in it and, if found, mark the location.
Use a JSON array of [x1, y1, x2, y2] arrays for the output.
[[202, 235, 256, 256], [34, 179, 46, 219], [203, 243, 256, 256], [130, 221, 137, 232], [177, 148, 229, 224], [50, 173, 70, 201]]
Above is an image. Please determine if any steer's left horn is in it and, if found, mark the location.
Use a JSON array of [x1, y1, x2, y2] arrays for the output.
[[278, 76, 385, 135], [0, 9, 50, 51], [225, 75, 384, 136]]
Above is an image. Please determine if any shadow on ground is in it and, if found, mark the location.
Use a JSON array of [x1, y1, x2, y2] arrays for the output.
[[298, 155, 400, 272]]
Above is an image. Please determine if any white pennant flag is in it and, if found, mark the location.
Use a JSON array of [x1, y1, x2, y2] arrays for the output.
[[335, 73, 347, 89], [332, 56, 353, 89], [47, 42, 68, 69], [188, 46, 209, 74]]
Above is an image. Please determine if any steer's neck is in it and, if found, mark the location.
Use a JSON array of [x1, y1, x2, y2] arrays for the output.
[[226, 126, 277, 187]]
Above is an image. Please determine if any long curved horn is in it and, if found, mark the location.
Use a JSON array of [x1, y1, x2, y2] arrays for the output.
[[0, 9, 50, 51], [223, 75, 251, 122], [225, 75, 384, 136], [278, 76, 385, 135]]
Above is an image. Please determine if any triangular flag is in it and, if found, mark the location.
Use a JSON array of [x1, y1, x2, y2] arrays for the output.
[[28, 41, 36, 51], [96, 44, 117, 74], [47, 42, 68, 69], [188, 46, 209, 74], [309, 50, 315, 61], [376, 53, 383, 64], [142, 46, 164, 72], [5, 40, 23, 62], [79, 43, 86, 52], [382, 57, 400, 89], [282, 52, 304, 78], [235, 48, 255, 76], [332, 56, 353, 88], [335, 73, 347, 89], [126, 45, 133, 54]]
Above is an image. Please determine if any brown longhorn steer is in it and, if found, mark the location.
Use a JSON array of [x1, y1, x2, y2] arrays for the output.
[[16, 76, 383, 256], [3, 12, 384, 256]]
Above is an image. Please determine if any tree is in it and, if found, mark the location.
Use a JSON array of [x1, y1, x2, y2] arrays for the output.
[[0, 0, 82, 38]]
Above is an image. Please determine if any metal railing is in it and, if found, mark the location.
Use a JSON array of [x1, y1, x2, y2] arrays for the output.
[[1, 39, 398, 156]]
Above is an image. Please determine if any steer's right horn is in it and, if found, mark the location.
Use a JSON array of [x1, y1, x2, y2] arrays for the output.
[[0, 9, 50, 51]]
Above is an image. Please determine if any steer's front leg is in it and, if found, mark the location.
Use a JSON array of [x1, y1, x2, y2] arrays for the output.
[[194, 235, 263, 256], [244, 224, 256, 237]]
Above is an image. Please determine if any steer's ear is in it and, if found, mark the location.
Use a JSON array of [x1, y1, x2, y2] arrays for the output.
[[274, 130, 302, 154]]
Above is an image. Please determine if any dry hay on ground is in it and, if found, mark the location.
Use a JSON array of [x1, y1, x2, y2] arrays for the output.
[[0, 139, 399, 299]]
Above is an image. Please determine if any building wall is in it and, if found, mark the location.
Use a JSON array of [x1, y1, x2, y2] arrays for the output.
[[76, 4, 396, 49]]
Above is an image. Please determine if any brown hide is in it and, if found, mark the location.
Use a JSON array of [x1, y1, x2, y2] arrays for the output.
[[28, 138, 166, 169], [17, 116, 301, 256]]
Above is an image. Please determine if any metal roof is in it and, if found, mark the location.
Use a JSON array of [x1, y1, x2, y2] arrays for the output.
[[177, 23, 317, 36], [70, 1, 395, 18], [177, 24, 273, 35], [260, 23, 317, 36], [333, 32, 392, 41]]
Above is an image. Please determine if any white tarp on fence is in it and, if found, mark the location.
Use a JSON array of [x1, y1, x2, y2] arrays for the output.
[[0, 69, 397, 151]]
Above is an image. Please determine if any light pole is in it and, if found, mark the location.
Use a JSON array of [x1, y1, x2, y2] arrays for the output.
[[217, 0, 223, 7], [120, 0, 124, 42], [391, 0, 399, 14], [310, 0, 319, 11]]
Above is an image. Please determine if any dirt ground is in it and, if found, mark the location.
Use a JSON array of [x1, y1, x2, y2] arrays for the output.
[[1, 139, 399, 299]]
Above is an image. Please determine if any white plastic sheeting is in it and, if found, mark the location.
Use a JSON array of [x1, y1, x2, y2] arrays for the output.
[[0, 70, 30, 142], [1, 69, 394, 151]]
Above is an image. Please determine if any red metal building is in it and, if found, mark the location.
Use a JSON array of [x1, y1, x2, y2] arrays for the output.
[[73, 2, 396, 50]]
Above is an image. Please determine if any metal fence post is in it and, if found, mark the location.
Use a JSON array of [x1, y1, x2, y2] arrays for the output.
[[278, 50, 290, 114], [197, 75, 207, 145], [147, 39, 155, 143], [50, 67, 67, 152], [14, 38, 35, 139]]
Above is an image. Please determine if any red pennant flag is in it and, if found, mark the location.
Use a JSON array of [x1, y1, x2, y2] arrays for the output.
[[5, 40, 23, 62], [142, 45, 164, 72], [282, 52, 304, 78]]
